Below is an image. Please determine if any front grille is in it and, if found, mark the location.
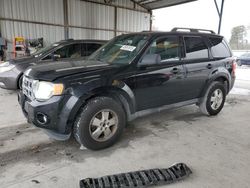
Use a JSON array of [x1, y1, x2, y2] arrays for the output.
[[22, 76, 35, 100]]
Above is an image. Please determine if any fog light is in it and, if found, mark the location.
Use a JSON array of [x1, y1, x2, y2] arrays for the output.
[[36, 112, 49, 125]]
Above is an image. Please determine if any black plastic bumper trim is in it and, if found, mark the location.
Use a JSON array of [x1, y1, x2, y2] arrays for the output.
[[79, 163, 192, 188]]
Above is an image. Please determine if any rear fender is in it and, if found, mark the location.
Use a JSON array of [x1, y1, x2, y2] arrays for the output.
[[200, 67, 231, 99]]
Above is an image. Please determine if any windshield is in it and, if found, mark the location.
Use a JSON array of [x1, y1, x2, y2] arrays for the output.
[[88, 34, 149, 65], [32, 43, 60, 57]]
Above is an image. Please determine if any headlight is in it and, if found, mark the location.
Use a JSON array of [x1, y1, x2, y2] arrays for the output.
[[33, 81, 64, 101], [0, 62, 15, 73]]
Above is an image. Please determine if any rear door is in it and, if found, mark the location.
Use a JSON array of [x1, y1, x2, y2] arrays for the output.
[[180, 36, 212, 100], [134, 35, 187, 111]]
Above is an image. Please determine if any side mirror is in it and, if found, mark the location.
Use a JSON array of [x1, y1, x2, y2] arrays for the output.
[[52, 54, 61, 61], [139, 54, 161, 66]]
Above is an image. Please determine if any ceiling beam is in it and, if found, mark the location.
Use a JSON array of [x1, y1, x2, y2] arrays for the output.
[[139, 0, 197, 10], [80, 0, 148, 13], [130, 0, 149, 11]]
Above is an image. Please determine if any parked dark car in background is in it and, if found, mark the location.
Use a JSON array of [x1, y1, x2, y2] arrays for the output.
[[236, 52, 250, 66], [0, 39, 106, 90], [19, 28, 236, 150]]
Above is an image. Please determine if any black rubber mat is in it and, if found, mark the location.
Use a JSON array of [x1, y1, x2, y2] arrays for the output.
[[79, 163, 192, 188]]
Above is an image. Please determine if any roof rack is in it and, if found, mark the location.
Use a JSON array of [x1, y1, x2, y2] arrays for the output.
[[171, 27, 215, 34]]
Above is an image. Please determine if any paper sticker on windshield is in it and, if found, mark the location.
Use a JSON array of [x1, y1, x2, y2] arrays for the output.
[[120, 45, 136, 52]]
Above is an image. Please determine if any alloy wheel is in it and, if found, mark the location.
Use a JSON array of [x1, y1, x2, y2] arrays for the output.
[[210, 89, 223, 110], [89, 109, 118, 142]]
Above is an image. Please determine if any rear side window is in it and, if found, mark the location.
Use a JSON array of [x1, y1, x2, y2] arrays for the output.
[[209, 37, 231, 58], [184, 36, 209, 60]]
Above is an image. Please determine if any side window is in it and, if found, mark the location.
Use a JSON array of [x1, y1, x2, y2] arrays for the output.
[[81, 43, 87, 57], [184, 37, 209, 60], [54, 46, 68, 59], [82, 43, 102, 57], [209, 37, 231, 58], [54, 44, 81, 59], [146, 36, 179, 63], [68, 44, 81, 58]]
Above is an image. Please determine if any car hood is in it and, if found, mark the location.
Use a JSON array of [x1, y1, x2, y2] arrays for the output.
[[24, 60, 119, 81], [9, 55, 37, 65]]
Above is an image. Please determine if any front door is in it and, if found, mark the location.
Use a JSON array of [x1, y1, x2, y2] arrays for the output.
[[134, 35, 186, 111]]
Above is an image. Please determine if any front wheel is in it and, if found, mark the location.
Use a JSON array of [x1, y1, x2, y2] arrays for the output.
[[73, 96, 126, 150], [18, 75, 23, 89], [199, 81, 226, 116]]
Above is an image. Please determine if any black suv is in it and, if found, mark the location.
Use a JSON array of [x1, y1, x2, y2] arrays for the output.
[[18, 28, 236, 150], [0, 39, 106, 90]]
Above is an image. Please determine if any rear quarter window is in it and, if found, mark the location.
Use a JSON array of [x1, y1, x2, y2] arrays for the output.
[[209, 37, 231, 58]]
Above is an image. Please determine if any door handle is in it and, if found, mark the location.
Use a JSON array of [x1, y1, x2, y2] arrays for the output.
[[207, 64, 213, 69], [171, 67, 180, 74]]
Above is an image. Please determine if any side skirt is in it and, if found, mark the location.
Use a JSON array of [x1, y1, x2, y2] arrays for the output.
[[128, 98, 200, 121]]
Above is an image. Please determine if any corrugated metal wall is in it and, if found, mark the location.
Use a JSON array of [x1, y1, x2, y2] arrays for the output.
[[0, 21, 64, 46], [69, 28, 114, 40], [68, 0, 115, 40], [0, 0, 64, 46], [0, 0, 64, 24], [117, 8, 150, 32], [0, 0, 150, 46]]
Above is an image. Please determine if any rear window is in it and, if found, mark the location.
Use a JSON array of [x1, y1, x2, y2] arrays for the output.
[[184, 36, 209, 60], [209, 37, 231, 58]]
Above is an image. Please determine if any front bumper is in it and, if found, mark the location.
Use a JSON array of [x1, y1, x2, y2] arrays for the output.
[[0, 69, 20, 90], [18, 91, 78, 139]]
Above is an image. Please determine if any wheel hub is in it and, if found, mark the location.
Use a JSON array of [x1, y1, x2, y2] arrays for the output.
[[210, 89, 223, 110], [89, 109, 118, 142]]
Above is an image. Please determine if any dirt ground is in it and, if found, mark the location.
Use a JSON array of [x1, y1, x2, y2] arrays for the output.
[[0, 66, 250, 188]]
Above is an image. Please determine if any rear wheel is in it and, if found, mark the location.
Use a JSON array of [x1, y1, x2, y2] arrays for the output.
[[73, 96, 126, 150], [199, 81, 226, 116]]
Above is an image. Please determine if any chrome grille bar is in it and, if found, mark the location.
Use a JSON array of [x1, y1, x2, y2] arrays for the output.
[[22, 76, 35, 100]]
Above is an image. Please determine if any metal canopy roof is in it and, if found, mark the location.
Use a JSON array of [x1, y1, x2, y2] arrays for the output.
[[133, 0, 197, 10]]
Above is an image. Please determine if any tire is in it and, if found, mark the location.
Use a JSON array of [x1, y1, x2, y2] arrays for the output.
[[199, 81, 226, 116], [18, 75, 23, 89], [73, 96, 126, 150]]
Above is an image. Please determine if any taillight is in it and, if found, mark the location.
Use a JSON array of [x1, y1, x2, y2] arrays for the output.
[[232, 60, 237, 76]]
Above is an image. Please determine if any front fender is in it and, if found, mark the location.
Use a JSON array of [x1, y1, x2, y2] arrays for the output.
[[62, 79, 136, 132]]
